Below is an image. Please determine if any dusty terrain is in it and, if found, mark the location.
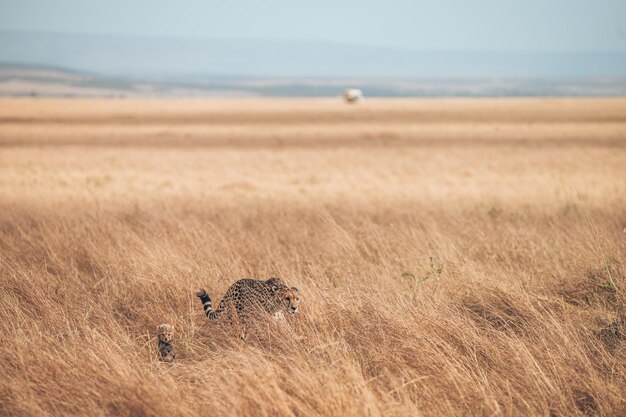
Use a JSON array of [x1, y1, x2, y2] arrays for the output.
[[1, 98, 625, 416]]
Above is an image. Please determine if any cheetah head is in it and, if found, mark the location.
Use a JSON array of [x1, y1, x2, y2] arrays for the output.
[[157, 323, 174, 343], [277, 287, 300, 314]]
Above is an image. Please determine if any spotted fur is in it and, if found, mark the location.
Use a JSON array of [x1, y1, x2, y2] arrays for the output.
[[195, 277, 300, 339]]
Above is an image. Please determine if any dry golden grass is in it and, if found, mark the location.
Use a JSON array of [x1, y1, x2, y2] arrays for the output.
[[1, 98, 625, 417]]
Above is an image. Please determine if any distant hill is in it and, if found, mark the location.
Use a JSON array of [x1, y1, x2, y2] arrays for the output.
[[2, 61, 626, 98], [1, 30, 626, 78]]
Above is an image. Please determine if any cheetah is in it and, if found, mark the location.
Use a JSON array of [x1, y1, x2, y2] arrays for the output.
[[156, 323, 176, 362], [195, 277, 300, 340]]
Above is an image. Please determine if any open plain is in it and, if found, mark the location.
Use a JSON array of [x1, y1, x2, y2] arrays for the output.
[[0, 98, 625, 416]]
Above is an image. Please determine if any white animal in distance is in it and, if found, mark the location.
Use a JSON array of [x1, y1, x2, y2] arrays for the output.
[[343, 88, 364, 103]]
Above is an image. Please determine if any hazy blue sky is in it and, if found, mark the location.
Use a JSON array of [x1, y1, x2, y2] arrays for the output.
[[1, 0, 625, 51]]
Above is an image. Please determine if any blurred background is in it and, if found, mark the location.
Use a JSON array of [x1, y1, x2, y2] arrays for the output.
[[1, 0, 625, 97]]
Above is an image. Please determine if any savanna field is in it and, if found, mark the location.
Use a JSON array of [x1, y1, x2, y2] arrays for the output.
[[1, 98, 625, 417]]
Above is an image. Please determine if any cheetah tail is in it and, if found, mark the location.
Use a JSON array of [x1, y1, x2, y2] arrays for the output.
[[195, 288, 225, 320]]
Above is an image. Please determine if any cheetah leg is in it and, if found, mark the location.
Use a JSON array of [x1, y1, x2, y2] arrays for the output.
[[239, 323, 247, 341], [226, 303, 234, 325], [229, 305, 246, 341], [238, 311, 249, 341], [238, 312, 249, 341]]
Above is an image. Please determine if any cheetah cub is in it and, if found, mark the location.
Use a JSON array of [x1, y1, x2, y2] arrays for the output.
[[156, 323, 176, 362], [195, 277, 300, 340]]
